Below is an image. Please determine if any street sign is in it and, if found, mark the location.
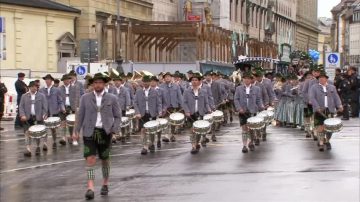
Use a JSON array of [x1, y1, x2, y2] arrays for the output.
[[76, 65, 87, 76], [325, 52, 340, 68]]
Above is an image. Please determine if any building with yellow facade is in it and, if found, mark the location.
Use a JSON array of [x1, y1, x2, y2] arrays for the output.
[[0, 0, 80, 72]]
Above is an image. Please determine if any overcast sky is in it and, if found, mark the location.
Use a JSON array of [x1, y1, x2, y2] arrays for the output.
[[318, 0, 341, 18]]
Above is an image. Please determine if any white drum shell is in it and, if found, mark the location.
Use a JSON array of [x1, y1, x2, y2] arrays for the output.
[[324, 118, 343, 132], [247, 117, 265, 130], [144, 121, 160, 134], [66, 114, 76, 127], [44, 117, 61, 129], [28, 125, 47, 138], [169, 113, 185, 126], [193, 120, 211, 135]]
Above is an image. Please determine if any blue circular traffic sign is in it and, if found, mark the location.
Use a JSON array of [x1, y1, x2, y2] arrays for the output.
[[327, 54, 338, 64], [76, 66, 86, 76]]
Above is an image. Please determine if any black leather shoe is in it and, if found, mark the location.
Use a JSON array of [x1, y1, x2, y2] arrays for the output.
[[111, 138, 117, 144], [201, 141, 207, 147], [230, 117, 233, 123], [35, 147, 40, 156], [85, 189, 94, 200], [24, 150, 32, 157], [319, 145, 325, 152], [313, 135, 318, 141], [149, 145, 155, 153], [100, 185, 109, 196], [162, 137, 170, 143], [170, 136, 176, 142], [242, 146, 248, 153], [59, 139, 66, 146], [190, 148, 198, 154], [141, 148, 148, 155], [52, 142, 57, 150], [305, 132, 311, 138], [249, 144, 255, 151], [211, 135, 217, 142], [157, 141, 161, 148], [205, 137, 210, 143], [42, 144, 48, 152], [341, 118, 349, 121], [254, 139, 260, 146], [325, 142, 332, 150], [196, 144, 201, 150], [262, 134, 267, 141]]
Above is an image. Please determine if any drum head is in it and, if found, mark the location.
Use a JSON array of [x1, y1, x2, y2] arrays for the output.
[[157, 118, 168, 125], [324, 118, 342, 126], [29, 124, 46, 132], [267, 111, 274, 117], [126, 109, 135, 115], [267, 107, 275, 111], [257, 112, 268, 119], [193, 120, 211, 128], [170, 113, 185, 121], [144, 120, 159, 128], [121, 117, 129, 122], [247, 117, 264, 124], [66, 114, 76, 121], [212, 110, 224, 117], [203, 114, 213, 121], [45, 117, 60, 122]]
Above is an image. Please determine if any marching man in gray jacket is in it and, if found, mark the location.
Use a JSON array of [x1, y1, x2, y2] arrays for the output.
[[183, 73, 211, 154], [39, 74, 65, 150], [75, 73, 121, 200], [309, 71, 343, 152], [19, 81, 48, 157], [234, 72, 264, 153], [134, 75, 163, 155]]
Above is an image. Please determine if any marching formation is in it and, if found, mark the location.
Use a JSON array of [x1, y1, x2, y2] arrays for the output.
[[16, 65, 348, 200]]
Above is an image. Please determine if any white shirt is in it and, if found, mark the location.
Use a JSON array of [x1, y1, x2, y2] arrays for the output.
[[320, 84, 328, 108], [245, 84, 251, 106], [30, 92, 36, 115], [46, 85, 53, 96], [94, 91, 105, 128], [64, 85, 70, 106], [193, 88, 199, 112], [144, 87, 150, 111]]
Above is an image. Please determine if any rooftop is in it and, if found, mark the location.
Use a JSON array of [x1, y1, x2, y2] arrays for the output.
[[0, 0, 81, 13]]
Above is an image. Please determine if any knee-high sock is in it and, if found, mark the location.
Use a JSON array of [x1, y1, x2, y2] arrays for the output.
[[86, 166, 95, 180], [102, 164, 110, 179]]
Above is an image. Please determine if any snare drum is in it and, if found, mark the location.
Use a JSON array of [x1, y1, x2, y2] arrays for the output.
[[256, 112, 269, 124], [144, 120, 160, 135], [125, 109, 136, 119], [28, 125, 47, 139], [267, 107, 275, 112], [247, 117, 265, 130], [193, 120, 211, 135], [324, 118, 343, 133], [212, 110, 224, 123], [203, 114, 214, 125], [44, 117, 61, 129], [266, 110, 274, 122], [121, 117, 130, 128], [169, 112, 185, 126], [157, 118, 169, 131], [66, 114, 76, 127]]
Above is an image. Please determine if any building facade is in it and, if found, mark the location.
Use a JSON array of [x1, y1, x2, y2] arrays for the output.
[[331, 0, 360, 67], [52, 0, 153, 62], [0, 0, 80, 72], [318, 17, 332, 65], [295, 0, 319, 51]]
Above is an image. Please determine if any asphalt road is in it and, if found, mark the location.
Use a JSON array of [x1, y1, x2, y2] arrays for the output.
[[0, 118, 359, 202]]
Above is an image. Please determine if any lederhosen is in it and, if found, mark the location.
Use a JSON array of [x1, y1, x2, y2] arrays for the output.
[[314, 108, 333, 127], [83, 105, 112, 160]]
